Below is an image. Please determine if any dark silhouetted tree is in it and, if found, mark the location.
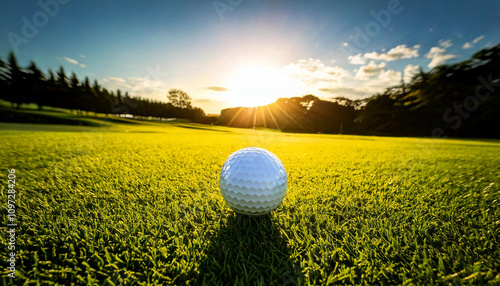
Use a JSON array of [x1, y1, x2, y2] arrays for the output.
[[57, 66, 68, 87], [26, 61, 45, 109], [70, 72, 79, 88], [6, 51, 25, 108], [168, 89, 192, 109]]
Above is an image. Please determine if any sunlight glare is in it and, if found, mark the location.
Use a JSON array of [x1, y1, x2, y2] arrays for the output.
[[225, 65, 298, 107]]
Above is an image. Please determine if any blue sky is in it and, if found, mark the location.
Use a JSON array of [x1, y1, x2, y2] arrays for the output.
[[1, 0, 499, 114]]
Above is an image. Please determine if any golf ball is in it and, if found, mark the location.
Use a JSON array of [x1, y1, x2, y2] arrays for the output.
[[220, 147, 287, 215]]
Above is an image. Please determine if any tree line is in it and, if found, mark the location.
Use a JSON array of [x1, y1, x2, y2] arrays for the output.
[[216, 43, 500, 138], [0, 52, 208, 122], [357, 43, 500, 138], [215, 95, 360, 134], [1, 44, 499, 138]]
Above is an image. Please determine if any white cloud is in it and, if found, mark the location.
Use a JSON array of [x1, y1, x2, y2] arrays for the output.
[[462, 35, 484, 49], [347, 45, 420, 65], [403, 64, 420, 83], [343, 42, 349, 47], [63, 57, 78, 65], [127, 76, 164, 93], [439, 39, 453, 48], [364, 45, 420, 61], [426, 46, 458, 68], [317, 68, 402, 100], [103, 77, 126, 84], [355, 61, 387, 80], [318, 87, 373, 99], [59, 56, 86, 68], [462, 42, 473, 49], [473, 35, 484, 44], [282, 58, 348, 85], [281, 58, 403, 102], [102, 76, 165, 97], [352, 61, 402, 93], [80, 54, 86, 58], [348, 53, 366, 65], [379, 70, 401, 82]]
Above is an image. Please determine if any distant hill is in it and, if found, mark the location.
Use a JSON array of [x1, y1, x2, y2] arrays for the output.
[[216, 95, 358, 134]]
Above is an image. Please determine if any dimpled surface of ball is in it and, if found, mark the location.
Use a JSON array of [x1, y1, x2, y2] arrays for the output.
[[220, 147, 287, 215]]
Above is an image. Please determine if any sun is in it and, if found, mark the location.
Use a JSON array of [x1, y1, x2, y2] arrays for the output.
[[225, 65, 298, 107]]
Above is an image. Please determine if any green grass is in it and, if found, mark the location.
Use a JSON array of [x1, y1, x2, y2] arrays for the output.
[[0, 121, 499, 285], [0, 101, 191, 127]]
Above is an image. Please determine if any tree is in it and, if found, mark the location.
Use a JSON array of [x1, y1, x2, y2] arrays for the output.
[[0, 52, 210, 123], [168, 89, 192, 109], [48, 69, 56, 83], [83, 76, 90, 89], [7, 51, 25, 108], [57, 66, 68, 87], [0, 56, 7, 82], [54, 66, 72, 111], [26, 61, 45, 109], [70, 72, 79, 88], [0, 56, 8, 102]]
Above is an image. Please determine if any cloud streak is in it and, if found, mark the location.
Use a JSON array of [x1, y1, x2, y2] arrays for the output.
[[102, 76, 165, 98], [319, 87, 372, 98], [282, 58, 348, 85], [348, 45, 420, 65], [60, 56, 86, 68], [207, 86, 229, 92], [439, 39, 453, 48], [462, 35, 484, 49], [364, 44, 420, 61], [280, 58, 403, 102], [63, 57, 78, 64]]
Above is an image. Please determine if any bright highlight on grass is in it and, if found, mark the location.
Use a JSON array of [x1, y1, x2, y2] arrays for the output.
[[1, 120, 498, 284]]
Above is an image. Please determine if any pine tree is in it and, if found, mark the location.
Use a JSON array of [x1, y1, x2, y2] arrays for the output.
[[70, 72, 79, 88], [57, 66, 68, 87], [27, 61, 45, 109], [7, 51, 25, 108]]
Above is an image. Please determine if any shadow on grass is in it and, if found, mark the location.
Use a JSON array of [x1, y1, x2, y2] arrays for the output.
[[91, 117, 142, 125], [0, 107, 104, 127], [176, 124, 232, 133], [196, 214, 302, 285]]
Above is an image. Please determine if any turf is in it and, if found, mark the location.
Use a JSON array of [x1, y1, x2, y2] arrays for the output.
[[0, 121, 499, 285]]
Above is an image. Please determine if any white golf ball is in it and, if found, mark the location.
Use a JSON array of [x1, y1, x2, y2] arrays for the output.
[[220, 147, 287, 215]]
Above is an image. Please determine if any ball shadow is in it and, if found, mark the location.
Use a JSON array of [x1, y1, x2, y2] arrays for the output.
[[196, 213, 302, 285]]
